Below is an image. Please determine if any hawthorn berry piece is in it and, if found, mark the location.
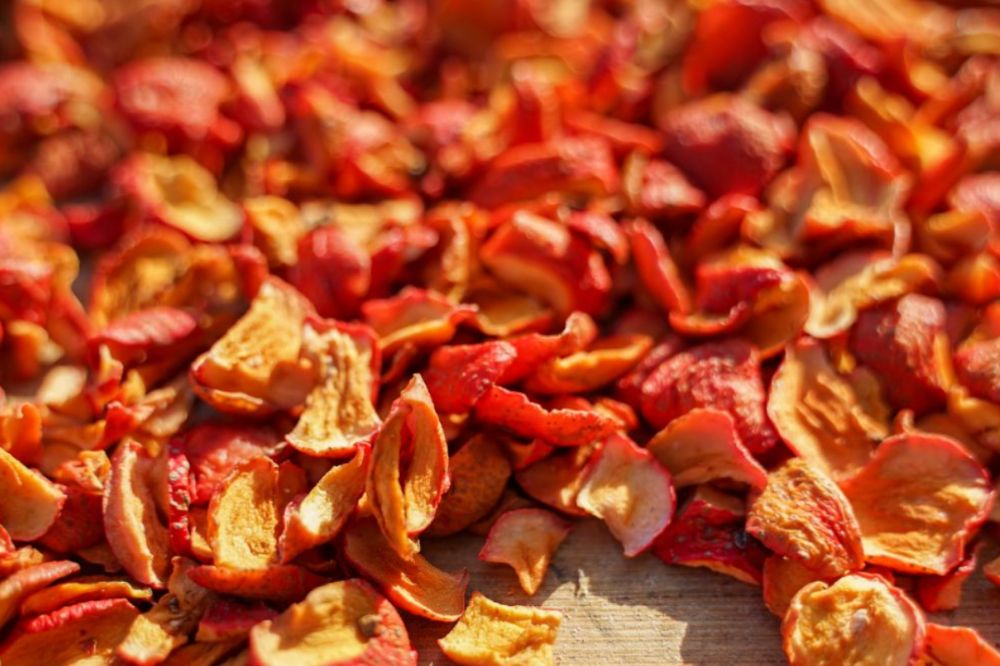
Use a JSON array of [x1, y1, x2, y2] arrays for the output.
[[782, 574, 925, 666], [747, 459, 864, 578], [426, 433, 512, 537], [921, 623, 1000, 666], [479, 508, 572, 595], [249, 579, 417, 666], [424, 341, 518, 414], [840, 433, 993, 575], [438, 592, 562, 666], [207, 456, 282, 570], [0, 560, 80, 628], [954, 337, 1000, 404], [640, 339, 778, 454], [849, 294, 951, 414], [0, 447, 65, 541]]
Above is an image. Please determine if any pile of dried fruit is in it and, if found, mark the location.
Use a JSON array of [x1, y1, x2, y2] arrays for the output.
[[0, 0, 999, 664]]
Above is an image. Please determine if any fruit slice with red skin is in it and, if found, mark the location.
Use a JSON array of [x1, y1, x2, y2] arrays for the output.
[[0, 447, 65, 541], [19, 576, 152, 616], [625, 218, 691, 314], [103, 439, 170, 588], [0, 560, 79, 628], [248, 579, 417, 666], [438, 592, 562, 666], [840, 433, 993, 575], [915, 547, 978, 612], [38, 483, 104, 553], [180, 424, 283, 505], [747, 458, 864, 578], [647, 408, 767, 490], [474, 385, 620, 447], [280, 447, 368, 562], [478, 508, 571, 595], [425, 434, 512, 537], [342, 518, 468, 622], [0, 598, 139, 666], [197, 598, 277, 642], [88, 306, 199, 368], [515, 444, 595, 516], [954, 337, 1000, 404], [166, 442, 192, 556], [922, 623, 1000, 666], [207, 456, 282, 570], [423, 341, 518, 414], [576, 434, 674, 557], [187, 564, 326, 604], [782, 573, 926, 666]]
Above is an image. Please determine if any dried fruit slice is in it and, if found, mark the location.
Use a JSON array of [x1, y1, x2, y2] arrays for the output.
[[474, 386, 619, 447], [575, 434, 674, 557], [479, 508, 571, 595], [840, 433, 993, 575], [187, 564, 326, 604], [915, 547, 978, 613], [190, 277, 316, 416], [767, 338, 885, 481], [646, 409, 767, 490], [286, 320, 381, 458], [89, 306, 199, 368], [196, 598, 277, 641], [0, 598, 139, 666], [0, 447, 65, 541], [207, 457, 281, 570], [782, 573, 925, 666], [368, 375, 449, 558], [342, 518, 468, 622], [0, 560, 79, 628], [501, 312, 598, 385], [280, 447, 368, 562], [426, 434, 512, 537], [20, 576, 152, 616], [522, 334, 653, 395], [180, 424, 282, 505], [514, 445, 594, 516], [625, 218, 691, 314], [249, 579, 416, 666], [438, 592, 562, 666], [424, 341, 518, 414], [761, 556, 826, 618], [747, 459, 864, 578], [921, 623, 1000, 666], [363, 287, 476, 354], [103, 439, 170, 588]]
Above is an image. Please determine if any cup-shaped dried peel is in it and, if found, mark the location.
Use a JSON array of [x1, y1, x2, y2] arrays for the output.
[[187, 564, 326, 604], [782, 573, 925, 666], [575, 433, 674, 557], [0, 598, 140, 666], [768, 337, 886, 481], [249, 579, 416, 666], [191, 277, 316, 416], [19, 576, 152, 616], [514, 444, 594, 516], [522, 334, 653, 395], [286, 320, 381, 458], [500, 312, 598, 385], [839, 433, 993, 575], [424, 341, 518, 414], [103, 439, 170, 588], [342, 518, 468, 622], [367, 374, 449, 558], [0, 560, 79, 628], [747, 458, 864, 578], [280, 448, 369, 562], [474, 386, 620, 447], [0, 447, 65, 541], [479, 508, 571, 595], [647, 408, 767, 490], [761, 556, 826, 618], [922, 623, 1000, 666], [207, 456, 282, 570], [425, 433, 512, 537], [624, 218, 691, 314], [438, 592, 562, 666], [180, 423, 283, 505], [363, 287, 477, 354]]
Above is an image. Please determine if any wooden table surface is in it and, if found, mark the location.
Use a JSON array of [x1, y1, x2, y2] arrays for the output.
[[410, 519, 1000, 665]]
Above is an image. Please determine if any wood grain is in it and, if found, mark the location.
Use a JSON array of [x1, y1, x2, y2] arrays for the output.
[[410, 519, 1000, 665]]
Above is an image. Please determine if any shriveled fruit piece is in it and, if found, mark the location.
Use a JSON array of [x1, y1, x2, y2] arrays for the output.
[[653, 486, 765, 585], [197, 598, 277, 641], [20, 576, 151, 616], [0, 447, 65, 541], [761, 556, 826, 618], [117, 557, 214, 665], [850, 294, 951, 414], [88, 306, 199, 368], [286, 320, 381, 458], [0, 598, 139, 666], [576, 434, 674, 557], [41, 483, 106, 553], [438, 592, 562, 666], [515, 444, 594, 516], [522, 334, 654, 395], [249, 579, 416, 666], [179, 424, 282, 505], [280, 447, 368, 562], [363, 287, 476, 354], [479, 509, 571, 595], [342, 518, 468, 622], [368, 375, 449, 558], [647, 409, 767, 490], [500, 312, 597, 385], [782, 573, 925, 666], [840, 433, 993, 575], [768, 337, 886, 481], [0, 560, 79, 628], [748, 459, 864, 578], [625, 218, 691, 314], [915, 547, 978, 613], [474, 386, 619, 447], [104, 439, 170, 588], [954, 337, 1000, 405], [426, 434, 512, 537], [190, 277, 316, 416], [208, 457, 281, 570], [640, 339, 778, 454], [290, 224, 371, 320], [921, 623, 1000, 666], [423, 341, 518, 414], [187, 564, 326, 604]]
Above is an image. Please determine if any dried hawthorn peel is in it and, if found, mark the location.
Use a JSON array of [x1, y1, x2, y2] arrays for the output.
[[207, 456, 282, 570], [921, 623, 1000, 666], [839, 433, 993, 575], [782, 574, 925, 666], [249, 579, 417, 666], [438, 592, 562, 666], [0, 446, 65, 541], [426, 433, 512, 537], [479, 508, 572, 595]]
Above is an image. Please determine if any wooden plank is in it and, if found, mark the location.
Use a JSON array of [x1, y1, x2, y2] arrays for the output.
[[411, 519, 1000, 665]]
